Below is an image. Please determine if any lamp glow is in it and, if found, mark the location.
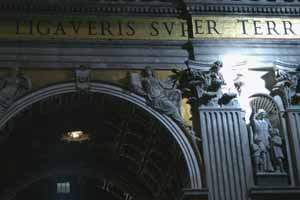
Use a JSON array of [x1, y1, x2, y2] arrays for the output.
[[62, 130, 90, 142], [68, 131, 82, 139]]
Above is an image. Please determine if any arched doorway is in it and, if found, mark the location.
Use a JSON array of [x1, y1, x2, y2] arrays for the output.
[[0, 82, 202, 200]]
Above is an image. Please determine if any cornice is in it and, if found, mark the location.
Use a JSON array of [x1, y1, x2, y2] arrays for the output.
[[2, 0, 300, 16], [185, 0, 300, 5], [185, 1, 300, 16], [0, 1, 180, 17]]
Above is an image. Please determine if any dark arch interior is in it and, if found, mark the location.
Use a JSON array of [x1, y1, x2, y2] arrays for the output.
[[0, 92, 190, 200]]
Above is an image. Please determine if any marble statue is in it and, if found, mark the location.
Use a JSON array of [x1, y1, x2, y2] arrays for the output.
[[250, 108, 274, 172], [270, 128, 285, 172], [129, 66, 192, 131], [0, 68, 31, 115]]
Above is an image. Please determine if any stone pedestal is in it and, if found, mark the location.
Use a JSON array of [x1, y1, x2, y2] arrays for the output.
[[180, 189, 208, 200], [250, 187, 300, 200], [286, 107, 300, 185], [255, 172, 289, 186], [199, 107, 253, 200]]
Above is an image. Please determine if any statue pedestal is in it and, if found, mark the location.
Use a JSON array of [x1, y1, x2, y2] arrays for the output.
[[250, 186, 300, 200], [180, 189, 208, 200], [255, 172, 289, 186], [198, 107, 253, 200]]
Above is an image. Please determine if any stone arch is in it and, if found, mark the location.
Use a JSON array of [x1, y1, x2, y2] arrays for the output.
[[0, 82, 202, 193]]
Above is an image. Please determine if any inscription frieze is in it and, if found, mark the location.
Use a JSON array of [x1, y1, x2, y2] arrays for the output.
[[0, 17, 188, 40], [193, 16, 300, 39], [2, 16, 300, 40]]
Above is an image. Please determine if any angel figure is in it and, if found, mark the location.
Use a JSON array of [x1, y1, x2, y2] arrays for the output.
[[129, 66, 191, 130]]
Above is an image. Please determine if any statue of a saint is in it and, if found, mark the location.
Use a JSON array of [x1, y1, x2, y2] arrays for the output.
[[250, 108, 274, 172], [270, 128, 285, 173]]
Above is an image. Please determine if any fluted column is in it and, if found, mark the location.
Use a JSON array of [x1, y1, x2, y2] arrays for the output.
[[286, 107, 300, 185], [198, 106, 253, 200]]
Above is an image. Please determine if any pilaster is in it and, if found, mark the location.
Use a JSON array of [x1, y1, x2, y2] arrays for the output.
[[286, 107, 300, 185], [198, 107, 253, 200]]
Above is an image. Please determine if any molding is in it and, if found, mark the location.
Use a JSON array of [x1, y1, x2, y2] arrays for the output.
[[2, 0, 300, 16], [185, 1, 300, 16], [180, 188, 209, 200], [250, 187, 300, 200], [0, 1, 180, 17], [0, 39, 189, 70]]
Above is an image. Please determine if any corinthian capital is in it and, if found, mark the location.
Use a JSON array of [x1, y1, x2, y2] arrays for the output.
[[272, 61, 300, 106]]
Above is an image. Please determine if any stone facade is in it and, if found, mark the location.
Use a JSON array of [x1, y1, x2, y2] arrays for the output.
[[0, 1, 300, 200]]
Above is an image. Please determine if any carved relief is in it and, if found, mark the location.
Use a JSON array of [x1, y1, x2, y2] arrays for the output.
[[173, 60, 237, 107], [129, 67, 193, 133], [75, 65, 91, 91], [249, 94, 287, 174], [0, 68, 32, 115]]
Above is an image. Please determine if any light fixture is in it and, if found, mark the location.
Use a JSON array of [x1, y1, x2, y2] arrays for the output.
[[68, 131, 82, 139], [61, 130, 90, 142]]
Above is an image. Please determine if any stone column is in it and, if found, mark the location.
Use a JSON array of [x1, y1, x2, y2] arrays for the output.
[[286, 107, 300, 185], [175, 60, 254, 200], [198, 106, 253, 200]]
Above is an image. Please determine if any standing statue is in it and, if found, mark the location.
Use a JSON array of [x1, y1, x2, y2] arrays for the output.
[[129, 67, 192, 131], [250, 108, 274, 172], [270, 128, 285, 173], [0, 68, 31, 115]]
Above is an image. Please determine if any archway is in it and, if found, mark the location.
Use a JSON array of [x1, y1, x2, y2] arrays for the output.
[[0, 82, 202, 200]]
